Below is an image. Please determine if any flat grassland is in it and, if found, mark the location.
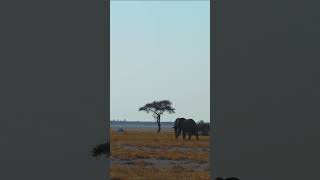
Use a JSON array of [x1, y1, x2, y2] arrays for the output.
[[110, 129, 210, 180]]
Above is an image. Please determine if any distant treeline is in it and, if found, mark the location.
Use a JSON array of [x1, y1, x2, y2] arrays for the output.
[[111, 119, 211, 136]]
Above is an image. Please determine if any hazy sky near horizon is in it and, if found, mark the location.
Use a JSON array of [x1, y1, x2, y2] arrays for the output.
[[110, 1, 210, 122]]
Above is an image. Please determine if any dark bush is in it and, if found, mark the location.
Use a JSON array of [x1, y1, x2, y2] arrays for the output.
[[91, 142, 110, 158], [197, 120, 210, 136]]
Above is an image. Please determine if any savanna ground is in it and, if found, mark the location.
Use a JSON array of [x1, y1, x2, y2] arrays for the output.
[[110, 128, 210, 180]]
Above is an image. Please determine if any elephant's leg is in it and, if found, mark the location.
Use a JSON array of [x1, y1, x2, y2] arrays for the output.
[[196, 133, 199, 140], [182, 131, 186, 140], [188, 132, 192, 140], [177, 129, 182, 138]]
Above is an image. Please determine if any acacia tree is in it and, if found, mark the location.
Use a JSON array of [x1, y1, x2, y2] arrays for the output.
[[139, 100, 175, 133]]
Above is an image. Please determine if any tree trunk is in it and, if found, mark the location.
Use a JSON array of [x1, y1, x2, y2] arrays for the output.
[[157, 115, 161, 133]]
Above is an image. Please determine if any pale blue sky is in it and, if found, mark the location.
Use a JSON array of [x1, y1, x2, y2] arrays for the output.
[[110, 1, 210, 122]]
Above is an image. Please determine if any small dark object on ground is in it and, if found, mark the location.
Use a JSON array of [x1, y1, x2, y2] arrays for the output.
[[216, 177, 240, 180], [92, 142, 110, 157], [215, 178, 224, 180]]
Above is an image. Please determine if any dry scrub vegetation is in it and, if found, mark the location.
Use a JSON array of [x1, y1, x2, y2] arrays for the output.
[[110, 130, 210, 180]]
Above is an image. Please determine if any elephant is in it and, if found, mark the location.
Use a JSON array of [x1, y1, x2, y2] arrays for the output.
[[173, 118, 199, 140]]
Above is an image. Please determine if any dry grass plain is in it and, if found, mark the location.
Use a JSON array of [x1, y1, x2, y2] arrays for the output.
[[110, 129, 210, 180]]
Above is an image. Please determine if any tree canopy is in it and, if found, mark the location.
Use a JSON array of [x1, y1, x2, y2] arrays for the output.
[[139, 100, 175, 116]]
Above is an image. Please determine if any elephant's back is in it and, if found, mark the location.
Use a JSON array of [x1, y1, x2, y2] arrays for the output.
[[176, 118, 198, 131], [186, 119, 197, 126], [183, 119, 197, 129]]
